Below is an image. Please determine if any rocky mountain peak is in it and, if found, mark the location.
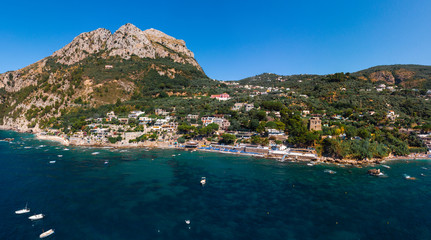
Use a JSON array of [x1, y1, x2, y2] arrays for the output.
[[116, 23, 141, 33], [53, 28, 111, 65], [51, 23, 202, 71]]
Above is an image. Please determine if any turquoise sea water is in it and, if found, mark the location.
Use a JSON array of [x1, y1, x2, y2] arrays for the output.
[[1, 130, 431, 240]]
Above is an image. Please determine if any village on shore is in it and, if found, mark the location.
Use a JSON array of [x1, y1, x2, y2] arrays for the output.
[[2, 81, 431, 166], [24, 91, 430, 165]]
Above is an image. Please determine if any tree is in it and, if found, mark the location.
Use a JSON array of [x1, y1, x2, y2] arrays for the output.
[[220, 133, 236, 145], [322, 138, 343, 158]]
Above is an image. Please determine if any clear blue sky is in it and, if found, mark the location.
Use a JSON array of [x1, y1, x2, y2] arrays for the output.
[[1, 0, 430, 80]]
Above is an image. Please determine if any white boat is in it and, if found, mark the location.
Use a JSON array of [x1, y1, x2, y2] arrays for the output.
[[104, 161, 109, 164], [15, 203, 30, 214], [403, 174, 416, 180], [200, 177, 206, 185], [49, 161, 56, 164], [40, 229, 54, 238], [381, 165, 391, 169], [92, 152, 100, 155], [324, 169, 336, 174], [57, 155, 63, 158], [185, 219, 191, 224], [29, 214, 44, 220]]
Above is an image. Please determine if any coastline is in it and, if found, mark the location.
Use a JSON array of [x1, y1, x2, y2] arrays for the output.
[[1, 127, 430, 165]]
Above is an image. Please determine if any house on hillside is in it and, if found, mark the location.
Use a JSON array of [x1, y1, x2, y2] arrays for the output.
[[155, 109, 169, 116], [128, 111, 145, 119], [186, 114, 199, 121], [210, 93, 231, 101], [309, 117, 322, 131], [201, 116, 231, 130], [387, 110, 399, 121], [106, 111, 117, 121]]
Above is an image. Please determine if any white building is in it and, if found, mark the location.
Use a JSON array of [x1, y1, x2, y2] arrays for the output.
[[201, 116, 231, 130], [128, 111, 145, 119], [387, 110, 399, 120]]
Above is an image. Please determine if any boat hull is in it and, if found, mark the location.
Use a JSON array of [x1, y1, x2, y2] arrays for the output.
[[40, 229, 54, 238]]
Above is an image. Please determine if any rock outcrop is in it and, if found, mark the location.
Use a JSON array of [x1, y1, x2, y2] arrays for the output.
[[52, 23, 202, 71], [369, 70, 395, 84]]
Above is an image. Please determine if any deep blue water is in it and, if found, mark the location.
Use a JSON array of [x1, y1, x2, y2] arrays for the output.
[[1, 130, 431, 240]]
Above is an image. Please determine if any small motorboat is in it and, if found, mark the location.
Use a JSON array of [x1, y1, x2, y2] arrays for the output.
[[49, 161, 56, 164], [40, 229, 54, 238], [104, 161, 109, 165], [404, 174, 416, 180], [185, 220, 191, 224], [29, 214, 44, 220], [92, 152, 100, 155], [324, 169, 336, 174], [381, 165, 391, 169], [15, 203, 30, 214], [57, 155, 63, 158], [200, 177, 206, 185]]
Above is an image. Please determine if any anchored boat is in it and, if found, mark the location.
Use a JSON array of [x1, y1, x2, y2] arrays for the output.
[[40, 229, 54, 238], [29, 214, 44, 220], [200, 177, 206, 186], [15, 203, 30, 214]]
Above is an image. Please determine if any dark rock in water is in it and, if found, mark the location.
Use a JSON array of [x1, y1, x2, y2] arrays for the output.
[[0, 138, 14, 142], [368, 169, 382, 176]]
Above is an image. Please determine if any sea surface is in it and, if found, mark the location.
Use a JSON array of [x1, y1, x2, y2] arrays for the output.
[[1, 130, 431, 240]]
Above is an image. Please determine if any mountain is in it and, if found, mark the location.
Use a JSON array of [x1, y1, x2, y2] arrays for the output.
[[238, 65, 431, 89], [51, 23, 202, 71], [352, 64, 431, 88], [0, 23, 212, 130]]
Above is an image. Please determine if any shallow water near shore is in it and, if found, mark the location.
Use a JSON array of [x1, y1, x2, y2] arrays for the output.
[[1, 130, 431, 240]]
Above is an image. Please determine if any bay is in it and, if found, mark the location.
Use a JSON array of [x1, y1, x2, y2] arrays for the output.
[[1, 130, 431, 240]]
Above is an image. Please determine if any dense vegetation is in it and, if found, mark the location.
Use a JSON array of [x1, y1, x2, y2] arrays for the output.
[[1, 59, 430, 161]]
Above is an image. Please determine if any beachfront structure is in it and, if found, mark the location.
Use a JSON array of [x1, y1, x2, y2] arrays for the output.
[[267, 128, 285, 136], [210, 93, 231, 101], [151, 121, 178, 132], [90, 128, 110, 138], [201, 116, 231, 130], [309, 117, 322, 131], [128, 111, 145, 119], [124, 132, 145, 142]]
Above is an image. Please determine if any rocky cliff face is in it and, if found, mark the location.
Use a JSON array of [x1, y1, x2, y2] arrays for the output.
[[369, 70, 395, 84], [0, 23, 207, 129], [52, 23, 202, 71]]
